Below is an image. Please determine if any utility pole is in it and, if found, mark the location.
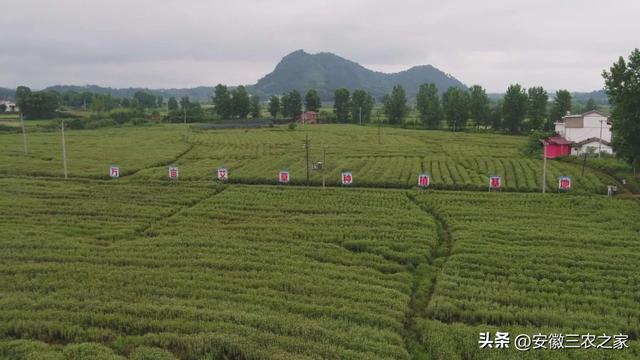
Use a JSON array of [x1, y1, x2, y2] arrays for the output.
[[305, 134, 310, 185], [322, 144, 326, 189], [598, 119, 604, 158], [61, 121, 68, 179], [542, 143, 547, 193], [20, 112, 28, 155]]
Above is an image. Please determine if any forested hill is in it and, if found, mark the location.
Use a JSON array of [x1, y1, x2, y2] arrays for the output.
[[247, 50, 467, 100]]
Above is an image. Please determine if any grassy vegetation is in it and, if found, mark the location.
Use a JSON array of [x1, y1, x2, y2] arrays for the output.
[[0, 123, 625, 193], [1, 123, 638, 359], [411, 191, 640, 359]]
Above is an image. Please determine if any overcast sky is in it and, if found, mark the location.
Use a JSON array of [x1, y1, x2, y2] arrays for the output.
[[2, 0, 638, 92]]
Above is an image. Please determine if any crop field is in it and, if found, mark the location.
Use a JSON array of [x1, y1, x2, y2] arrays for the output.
[[0, 173, 638, 359], [410, 191, 640, 359], [0, 123, 622, 193], [1, 123, 638, 359]]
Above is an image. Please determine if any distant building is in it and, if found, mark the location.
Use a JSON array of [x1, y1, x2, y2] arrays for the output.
[[0, 101, 17, 113], [554, 110, 613, 156], [299, 111, 318, 124], [540, 135, 573, 158]]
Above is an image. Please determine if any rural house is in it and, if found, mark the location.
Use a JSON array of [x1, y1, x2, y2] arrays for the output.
[[299, 111, 318, 124], [554, 110, 613, 155], [540, 135, 573, 158], [0, 101, 17, 113]]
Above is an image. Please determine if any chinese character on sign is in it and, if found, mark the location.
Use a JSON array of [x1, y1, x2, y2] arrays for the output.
[[168, 166, 179, 180], [490, 176, 502, 189], [279, 171, 289, 184], [109, 166, 120, 179], [217, 168, 228, 181], [558, 176, 571, 191], [418, 173, 430, 188], [341, 172, 353, 186]]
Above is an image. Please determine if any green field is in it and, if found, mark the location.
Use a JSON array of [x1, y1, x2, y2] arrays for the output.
[[0, 124, 638, 359], [0, 123, 624, 193]]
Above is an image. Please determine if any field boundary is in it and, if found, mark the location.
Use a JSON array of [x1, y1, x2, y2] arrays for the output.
[[403, 192, 454, 357]]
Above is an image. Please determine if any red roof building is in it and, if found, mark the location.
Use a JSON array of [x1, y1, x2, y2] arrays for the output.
[[540, 135, 573, 158], [299, 111, 318, 124]]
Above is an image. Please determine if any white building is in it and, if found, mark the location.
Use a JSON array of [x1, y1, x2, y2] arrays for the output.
[[554, 110, 614, 156], [0, 101, 17, 113]]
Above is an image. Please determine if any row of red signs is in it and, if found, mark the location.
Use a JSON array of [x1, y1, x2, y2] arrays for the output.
[[109, 166, 572, 190]]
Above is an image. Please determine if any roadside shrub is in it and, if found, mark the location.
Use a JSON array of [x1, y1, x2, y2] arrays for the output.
[[288, 123, 297, 131]]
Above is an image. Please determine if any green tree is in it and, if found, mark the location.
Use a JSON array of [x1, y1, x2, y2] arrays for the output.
[[304, 89, 321, 112], [288, 90, 302, 120], [491, 101, 503, 130], [249, 95, 261, 119], [281, 93, 291, 118], [213, 84, 232, 119], [156, 96, 163, 108], [549, 90, 572, 129], [351, 90, 374, 124], [167, 97, 178, 111], [90, 94, 116, 113], [231, 86, 251, 119], [583, 98, 599, 112], [20, 91, 60, 119], [416, 83, 442, 129], [268, 96, 280, 119], [442, 87, 469, 131], [133, 91, 157, 108], [468, 85, 490, 128], [527, 86, 548, 130], [603, 48, 640, 166], [502, 84, 528, 134], [383, 85, 408, 125], [334, 88, 351, 123], [16, 86, 31, 111]]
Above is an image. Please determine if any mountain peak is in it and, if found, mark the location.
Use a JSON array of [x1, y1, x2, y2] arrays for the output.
[[250, 51, 466, 100]]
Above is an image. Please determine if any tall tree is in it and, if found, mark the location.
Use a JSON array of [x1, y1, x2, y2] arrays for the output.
[[20, 91, 60, 119], [180, 96, 190, 109], [334, 88, 351, 123], [442, 87, 469, 131], [268, 96, 280, 119], [603, 48, 640, 166], [231, 86, 251, 119], [288, 90, 302, 120], [281, 93, 291, 118], [351, 90, 374, 124], [468, 85, 490, 128], [213, 84, 232, 119], [133, 91, 157, 108], [416, 83, 442, 129], [156, 96, 163, 108], [491, 101, 503, 130], [167, 97, 178, 111], [502, 84, 528, 134], [527, 86, 548, 130], [383, 85, 408, 125], [16, 86, 31, 111], [249, 95, 261, 119], [304, 89, 321, 112], [583, 98, 599, 112], [549, 90, 572, 129]]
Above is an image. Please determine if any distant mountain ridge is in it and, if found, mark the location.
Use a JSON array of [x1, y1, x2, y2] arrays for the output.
[[247, 50, 466, 100]]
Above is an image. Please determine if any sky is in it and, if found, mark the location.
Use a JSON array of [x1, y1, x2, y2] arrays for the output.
[[2, 0, 639, 92]]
